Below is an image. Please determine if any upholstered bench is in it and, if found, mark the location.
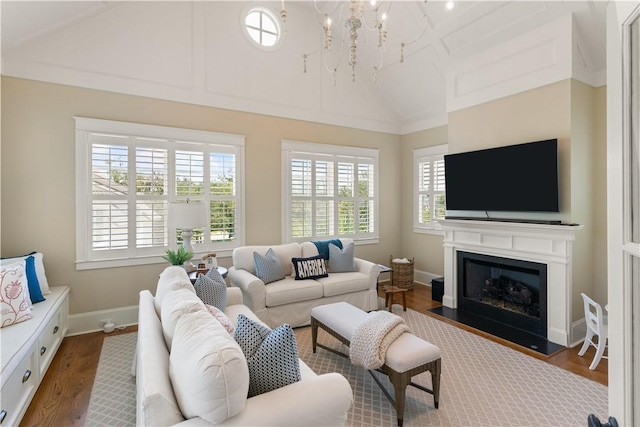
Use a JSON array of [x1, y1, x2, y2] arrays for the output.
[[310, 302, 441, 427]]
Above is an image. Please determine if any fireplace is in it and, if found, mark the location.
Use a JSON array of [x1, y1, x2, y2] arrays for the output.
[[438, 219, 584, 348], [457, 251, 547, 338]]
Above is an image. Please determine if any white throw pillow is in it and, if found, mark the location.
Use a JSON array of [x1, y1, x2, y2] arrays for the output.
[[161, 289, 206, 350], [170, 311, 249, 424], [154, 266, 195, 316], [0, 261, 33, 327]]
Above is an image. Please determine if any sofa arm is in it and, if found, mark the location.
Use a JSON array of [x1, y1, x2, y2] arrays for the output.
[[173, 373, 353, 427], [355, 258, 380, 290], [228, 266, 267, 313], [226, 287, 243, 306]]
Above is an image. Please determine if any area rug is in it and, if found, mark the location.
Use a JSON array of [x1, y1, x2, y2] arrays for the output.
[[294, 307, 609, 427], [86, 309, 608, 427], [85, 332, 137, 426]]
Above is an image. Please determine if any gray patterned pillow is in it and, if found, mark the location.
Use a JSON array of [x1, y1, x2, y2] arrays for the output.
[[327, 242, 357, 272], [194, 273, 227, 310], [205, 266, 225, 283], [253, 248, 285, 284], [233, 314, 301, 397]]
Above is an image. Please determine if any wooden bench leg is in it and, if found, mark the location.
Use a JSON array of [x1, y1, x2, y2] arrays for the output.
[[390, 371, 409, 427], [431, 359, 441, 409], [311, 318, 318, 353], [401, 291, 407, 311]]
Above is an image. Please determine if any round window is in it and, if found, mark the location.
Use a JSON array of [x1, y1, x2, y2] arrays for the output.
[[244, 7, 281, 49]]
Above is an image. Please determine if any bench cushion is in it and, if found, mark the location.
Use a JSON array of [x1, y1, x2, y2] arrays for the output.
[[311, 302, 441, 373]]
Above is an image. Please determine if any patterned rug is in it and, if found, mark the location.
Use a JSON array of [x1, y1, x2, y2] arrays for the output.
[[85, 309, 608, 426], [85, 332, 137, 426]]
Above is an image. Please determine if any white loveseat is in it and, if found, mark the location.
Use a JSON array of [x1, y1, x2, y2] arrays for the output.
[[228, 238, 380, 328], [136, 266, 353, 426]]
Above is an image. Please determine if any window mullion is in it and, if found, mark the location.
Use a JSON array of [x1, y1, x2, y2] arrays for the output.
[[127, 139, 137, 253]]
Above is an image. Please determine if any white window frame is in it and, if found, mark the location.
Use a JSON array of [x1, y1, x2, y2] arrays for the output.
[[75, 117, 245, 270], [241, 5, 284, 52], [414, 144, 448, 235], [281, 140, 379, 244]]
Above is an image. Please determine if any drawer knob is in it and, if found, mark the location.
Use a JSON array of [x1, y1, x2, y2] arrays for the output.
[[40, 346, 47, 356], [53, 325, 59, 334], [0, 409, 7, 424], [22, 370, 31, 383]]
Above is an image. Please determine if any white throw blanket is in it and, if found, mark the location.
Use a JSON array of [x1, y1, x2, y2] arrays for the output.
[[349, 311, 410, 370]]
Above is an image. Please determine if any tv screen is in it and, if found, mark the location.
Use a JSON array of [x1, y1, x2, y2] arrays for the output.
[[444, 139, 559, 213]]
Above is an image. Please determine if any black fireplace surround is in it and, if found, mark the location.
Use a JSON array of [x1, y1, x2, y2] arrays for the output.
[[456, 251, 548, 338]]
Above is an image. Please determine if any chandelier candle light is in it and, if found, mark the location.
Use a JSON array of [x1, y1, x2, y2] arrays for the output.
[[291, 0, 430, 83]]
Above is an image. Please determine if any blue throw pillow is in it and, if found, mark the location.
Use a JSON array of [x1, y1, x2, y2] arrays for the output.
[[312, 239, 343, 260], [327, 242, 357, 273], [292, 255, 328, 280], [253, 248, 285, 284], [233, 314, 301, 397], [24, 256, 45, 304], [194, 273, 227, 310]]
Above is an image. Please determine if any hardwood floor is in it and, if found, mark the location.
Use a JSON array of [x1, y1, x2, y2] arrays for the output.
[[20, 284, 606, 426]]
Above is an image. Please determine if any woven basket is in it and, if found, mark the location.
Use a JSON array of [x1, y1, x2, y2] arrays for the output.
[[389, 256, 415, 289]]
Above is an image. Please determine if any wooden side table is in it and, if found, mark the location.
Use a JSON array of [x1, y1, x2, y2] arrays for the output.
[[382, 285, 408, 312]]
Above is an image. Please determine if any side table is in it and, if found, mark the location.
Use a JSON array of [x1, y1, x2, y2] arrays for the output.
[[189, 266, 228, 284], [381, 285, 408, 312]]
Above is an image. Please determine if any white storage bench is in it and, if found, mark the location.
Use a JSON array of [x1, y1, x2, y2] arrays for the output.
[[0, 286, 70, 426]]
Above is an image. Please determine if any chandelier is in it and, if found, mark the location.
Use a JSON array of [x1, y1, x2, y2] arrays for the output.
[[278, 0, 430, 84]]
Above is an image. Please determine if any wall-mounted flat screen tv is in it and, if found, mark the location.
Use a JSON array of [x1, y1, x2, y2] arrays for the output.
[[444, 139, 559, 213]]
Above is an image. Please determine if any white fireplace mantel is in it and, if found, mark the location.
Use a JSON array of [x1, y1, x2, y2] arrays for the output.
[[438, 219, 584, 346]]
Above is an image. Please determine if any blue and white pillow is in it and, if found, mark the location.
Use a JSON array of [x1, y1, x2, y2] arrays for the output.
[[253, 248, 285, 284], [194, 273, 227, 310], [292, 255, 328, 280], [233, 314, 301, 397], [0, 254, 45, 304], [327, 242, 357, 273]]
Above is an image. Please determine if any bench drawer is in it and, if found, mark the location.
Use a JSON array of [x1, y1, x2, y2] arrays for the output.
[[38, 303, 66, 375], [0, 344, 37, 426]]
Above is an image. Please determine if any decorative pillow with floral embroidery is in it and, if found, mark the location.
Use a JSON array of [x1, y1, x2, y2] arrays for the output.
[[1, 262, 33, 328]]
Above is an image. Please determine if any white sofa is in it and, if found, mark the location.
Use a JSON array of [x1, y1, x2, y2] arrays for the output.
[[0, 286, 69, 427], [229, 238, 380, 328], [136, 266, 353, 426]]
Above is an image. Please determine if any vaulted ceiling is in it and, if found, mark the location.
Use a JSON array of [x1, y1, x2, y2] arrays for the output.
[[1, 1, 607, 134]]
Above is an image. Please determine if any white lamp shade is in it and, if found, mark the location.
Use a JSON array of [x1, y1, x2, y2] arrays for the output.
[[168, 202, 208, 230]]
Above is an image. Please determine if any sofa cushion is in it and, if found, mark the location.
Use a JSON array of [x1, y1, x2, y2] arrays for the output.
[[253, 248, 286, 284], [327, 242, 357, 273], [234, 314, 301, 397], [264, 276, 323, 307], [170, 310, 249, 424], [194, 273, 227, 310], [161, 288, 207, 349], [233, 243, 300, 276], [0, 262, 33, 327], [317, 271, 373, 297], [154, 266, 195, 316], [292, 255, 328, 280], [137, 290, 185, 426]]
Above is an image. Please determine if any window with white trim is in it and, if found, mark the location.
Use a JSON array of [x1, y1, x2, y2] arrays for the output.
[[414, 145, 448, 233], [75, 118, 245, 270], [282, 140, 379, 243]]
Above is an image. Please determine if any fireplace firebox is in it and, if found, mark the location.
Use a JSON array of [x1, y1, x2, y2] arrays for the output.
[[457, 251, 547, 338]]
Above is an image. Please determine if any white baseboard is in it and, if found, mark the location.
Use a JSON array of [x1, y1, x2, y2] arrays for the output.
[[570, 318, 587, 348], [67, 305, 138, 336], [379, 268, 441, 287]]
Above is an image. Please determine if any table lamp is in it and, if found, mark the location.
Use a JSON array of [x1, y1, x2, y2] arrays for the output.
[[168, 200, 208, 261]]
